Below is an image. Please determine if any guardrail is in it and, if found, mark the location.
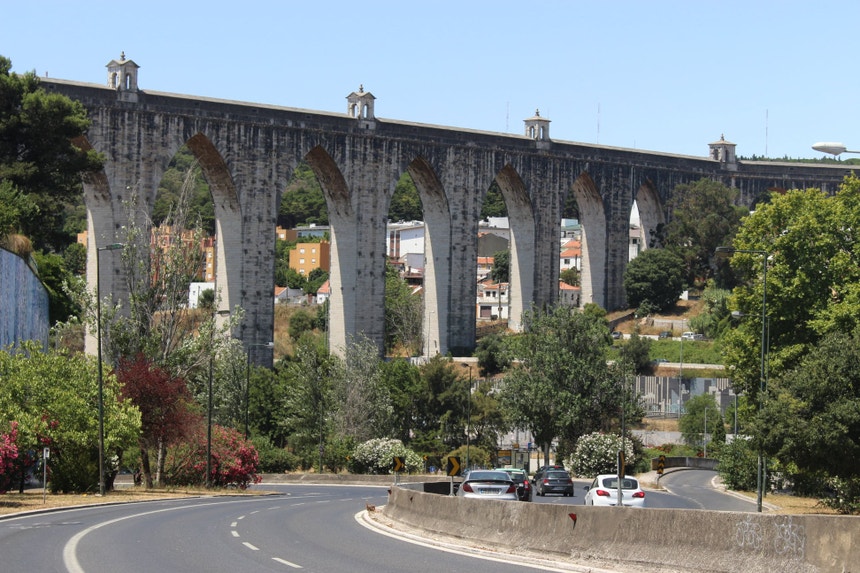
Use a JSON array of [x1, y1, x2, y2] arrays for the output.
[[383, 484, 857, 572]]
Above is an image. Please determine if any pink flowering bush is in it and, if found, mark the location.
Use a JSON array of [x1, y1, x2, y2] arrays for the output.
[[0, 422, 20, 494]]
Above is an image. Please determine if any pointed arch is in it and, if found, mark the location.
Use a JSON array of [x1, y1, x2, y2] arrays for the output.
[[492, 164, 535, 331], [406, 156, 451, 356], [571, 172, 606, 308]]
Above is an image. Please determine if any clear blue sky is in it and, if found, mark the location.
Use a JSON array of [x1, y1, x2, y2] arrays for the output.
[[5, 1, 859, 160]]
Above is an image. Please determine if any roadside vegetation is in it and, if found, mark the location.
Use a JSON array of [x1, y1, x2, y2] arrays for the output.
[[2, 53, 859, 514]]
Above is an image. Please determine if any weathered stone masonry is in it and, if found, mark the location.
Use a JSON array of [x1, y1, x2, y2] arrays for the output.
[[41, 58, 855, 365]]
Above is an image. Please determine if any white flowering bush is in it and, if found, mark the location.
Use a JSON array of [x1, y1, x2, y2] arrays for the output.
[[566, 432, 635, 478], [349, 438, 423, 474]]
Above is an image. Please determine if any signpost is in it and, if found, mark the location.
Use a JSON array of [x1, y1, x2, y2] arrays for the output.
[[42, 447, 50, 503]]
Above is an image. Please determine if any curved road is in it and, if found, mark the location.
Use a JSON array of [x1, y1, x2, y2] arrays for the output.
[[2, 486, 580, 573], [0, 473, 757, 572]]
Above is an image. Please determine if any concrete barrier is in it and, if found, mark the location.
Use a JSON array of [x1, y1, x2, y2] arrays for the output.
[[383, 485, 858, 572]]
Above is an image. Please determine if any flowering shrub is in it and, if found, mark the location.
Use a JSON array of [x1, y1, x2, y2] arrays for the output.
[[566, 432, 635, 478], [163, 425, 261, 489], [349, 438, 422, 474], [0, 422, 19, 494]]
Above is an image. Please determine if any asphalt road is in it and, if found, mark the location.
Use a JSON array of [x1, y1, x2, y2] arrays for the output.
[[0, 472, 756, 572], [1, 485, 586, 573], [529, 469, 757, 511]]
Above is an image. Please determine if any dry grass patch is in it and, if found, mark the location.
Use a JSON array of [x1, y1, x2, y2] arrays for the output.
[[0, 486, 272, 517]]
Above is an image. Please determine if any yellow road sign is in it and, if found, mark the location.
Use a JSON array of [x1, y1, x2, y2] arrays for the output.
[[446, 456, 461, 476], [392, 456, 405, 472]]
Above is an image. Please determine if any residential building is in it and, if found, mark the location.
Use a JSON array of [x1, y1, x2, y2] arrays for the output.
[[476, 280, 508, 320], [289, 240, 330, 276]]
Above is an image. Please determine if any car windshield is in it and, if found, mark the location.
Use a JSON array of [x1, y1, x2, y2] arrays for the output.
[[505, 472, 525, 483], [600, 477, 638, 489], [467, 471, 510, 482]]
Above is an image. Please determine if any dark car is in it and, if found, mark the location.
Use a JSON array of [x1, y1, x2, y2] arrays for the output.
[[498, 468, 531, 502], [658, 331, 672, 339], [534, 467, 574, 497]]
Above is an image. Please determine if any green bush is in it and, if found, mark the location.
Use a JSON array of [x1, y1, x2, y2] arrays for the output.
[[447, 445, 490, 471], [565, 432, 635, 478], [251, 436, 301, 473], [821, 476, 860, 515], [715, 438, 758, 491]]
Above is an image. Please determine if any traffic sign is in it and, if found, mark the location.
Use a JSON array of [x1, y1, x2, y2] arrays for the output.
[[657, 454, 666, 475], [446, 456, 461, 476], [392, 456, 405, 473]]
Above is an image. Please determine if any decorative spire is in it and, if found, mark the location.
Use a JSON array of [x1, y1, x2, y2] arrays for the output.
[[120, 51, 126, 62], [359, 84, 364, 93], [535, 109, 540, 117]]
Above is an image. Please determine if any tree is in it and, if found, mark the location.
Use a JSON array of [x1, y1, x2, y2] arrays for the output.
[[560, 267, 580, 287], [384, 262, 422, 354], [0, 55, 103, 252], [679, 394, 723, 452], [409, 355, 468, 455], [498, 305, 635, 465], [618, 333, 652, 374], [623, 248, 685, 312], [722, 176, 860, 397], [475, 333, 510, 377], [480, 181, 508, 218], [0, 344, 140, 492], [389, 173, 423, 222], [757, 328, 860, 496], [330, 335, 392, 443], [489, 250, 510, 284], [279, 163, 328, 228], [279, 335, 334, 471], [379, 358, 423, 445], [663, 178, 747, 287], [116, 354, 200, 488]]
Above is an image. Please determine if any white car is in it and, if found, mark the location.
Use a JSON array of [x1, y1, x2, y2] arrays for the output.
[[584, 474, 646, 507]]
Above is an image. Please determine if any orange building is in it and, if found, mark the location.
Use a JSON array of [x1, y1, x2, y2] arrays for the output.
[[289, 241, 330, 276]]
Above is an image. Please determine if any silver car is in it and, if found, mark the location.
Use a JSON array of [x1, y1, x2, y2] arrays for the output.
[[456, 470, 518, 500]]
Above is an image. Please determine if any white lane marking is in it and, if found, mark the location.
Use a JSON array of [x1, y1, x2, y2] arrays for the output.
[[250, 510, 260, 515], [238, 515, 245, 520], [272, 557, 303, 568], [63, 499, 246, 573], [231, 531, 240, 537], [230, 521, 238, 527], [242, 542, 259, 551]]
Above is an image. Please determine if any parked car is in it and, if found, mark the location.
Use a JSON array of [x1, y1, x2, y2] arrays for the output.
[[610, 330, 623, 339], [498, 467, 531, 501], [681, 331, 704, 341], [456, 470, 518, 500], [583, 474, 646, 507], [534, 468, 575, 497], [658, 331, 672, 339]]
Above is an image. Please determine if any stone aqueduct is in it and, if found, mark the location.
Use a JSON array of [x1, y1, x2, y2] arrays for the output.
[[42, 56, 855, 365]]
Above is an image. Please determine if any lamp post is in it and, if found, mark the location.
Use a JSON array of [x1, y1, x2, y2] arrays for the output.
[[461, 364, 473, 471], [245, 341, 274, 440], [716, 245, 768, 512], [95, 242, 123, 496]]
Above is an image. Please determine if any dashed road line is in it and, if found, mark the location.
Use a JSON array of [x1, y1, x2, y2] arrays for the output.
[[272, 557, 303, 568]]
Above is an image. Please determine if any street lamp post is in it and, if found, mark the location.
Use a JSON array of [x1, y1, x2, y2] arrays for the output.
[[461, 364, 473, 471], [716, 246, 768, 512], [245, 341, 274, 440], [95, 242, 123, 496]]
